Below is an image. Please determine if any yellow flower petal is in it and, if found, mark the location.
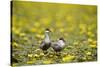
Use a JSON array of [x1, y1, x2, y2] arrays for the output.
[[34, 54, 39, 58], [40, 35, 45, 39], [82, 57, 87, 60], [43, 60, 52, 64], [88, 38, 93, 43], [15, 29, 20, 34], [13, 42, 18, 47], [62, 55, 75, 62], [87, 31, 92, 35], [86, 52, 92, 55], [92, 40, 97, 44], [36, 34, 41, 38], [90, 44, 96, 48], [28, 54, 33, 57], [87, 31, 94, 37], [19, 33, 25, 36]]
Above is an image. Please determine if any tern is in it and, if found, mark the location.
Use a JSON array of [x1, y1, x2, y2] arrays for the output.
[[40, 28, 51, 53], [51, 37, 65, 55]]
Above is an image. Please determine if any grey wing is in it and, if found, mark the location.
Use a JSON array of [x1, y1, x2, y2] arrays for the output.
[[51, 41, 58, 48], [40, 41, 45, 48]]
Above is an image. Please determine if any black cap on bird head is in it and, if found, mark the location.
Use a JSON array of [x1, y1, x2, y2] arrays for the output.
[[45, 28, 51, 32], [59, 37, 65, 42]]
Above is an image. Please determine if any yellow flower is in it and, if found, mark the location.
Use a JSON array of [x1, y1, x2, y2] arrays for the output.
[[79, 23, 86, 33], [36, 34, 41, 38], [82, 57, 87, 60], [62, 55, 75, 62], [19, 33, 25, 36], [14, 29, 20, 34], [87, 31, 94, 37], [89, 44, 96, 48], [92, 40, 97, 44], [28, 54, 33, 57], [34, 54, 39, 58], [40, 35, 45, 39], [13, 42, 18, 47], [86, 52, 92, 55], [43, 60, 52, 64], [12, 27, 15, 31], [88, 38, 93, 43], [87, 31, 92, 36]]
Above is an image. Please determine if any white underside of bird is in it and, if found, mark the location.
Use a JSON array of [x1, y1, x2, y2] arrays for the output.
[[44, 33, 50, 43], [40, 29, 51, 51], [51, 39, 65, 52], [58, 40, 65, 48]]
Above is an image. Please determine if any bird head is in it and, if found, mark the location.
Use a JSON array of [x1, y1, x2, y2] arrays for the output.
[[59, 37, 65, 42], [45, 28, 51, 33]]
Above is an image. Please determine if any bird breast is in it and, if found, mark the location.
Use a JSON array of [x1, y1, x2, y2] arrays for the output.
[[44, 37, 50, 43], [58, 40, 65, 48]]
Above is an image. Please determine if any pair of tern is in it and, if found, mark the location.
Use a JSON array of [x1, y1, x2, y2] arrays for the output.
[[40, 29, 65, 53]]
